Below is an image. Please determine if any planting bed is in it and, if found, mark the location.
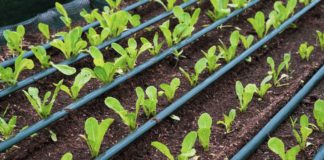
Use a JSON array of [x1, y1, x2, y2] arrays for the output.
[[0, 0, 323, 160]]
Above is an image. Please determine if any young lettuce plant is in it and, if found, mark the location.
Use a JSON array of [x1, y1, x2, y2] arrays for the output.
[[236, 81, 257, 112], [50, 27, 87, 59], [81, 117, 114, 158], [135, 86, 158, 118], [159, 78, 181, 102], [105, 97, 139, 131], [180, 58, 207, 86], [80, 9, 99, 23], [248, 11, 266, 38], [140, 32, 164, 56], [313, 99, 324, 132], [202, 46, 221, 73], [23, 80, 63, 119], [31, 46, 51, 68], [218, 30, 240, 63], [105, 0, 122, 11], [61, 152, 73, 160], [298, 42, 314, 61], [256, 75, 272, 98], [316, 30, 324, 50], [268, 137, 301, 160], [291, 115, 313, 150], [240, 34, 254, 49], [155, 0, 176, 11], [0, 53, 34, 85], [151, 131, 198, 160], [230, 0, 250, 9], [55, 2, 72, 29], [217, 109, 236, 133], [86, 27, 110, 47], [0, 116, 17, 140], [38, 23, 50, 41], [197, 113, 212, 151], [267, 54, 291, 87], [112, 38, 152, 71], [3, 25, 25, 55], [207, 0, 231, 21]]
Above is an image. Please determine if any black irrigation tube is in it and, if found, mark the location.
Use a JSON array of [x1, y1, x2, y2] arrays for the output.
[[0, 0, 260, 153], [0, 0, 150, 68], [0, 0, 197, 99], [314, 145, 324, 160], [232, 65, 324, 160], [95, 1, 320, 159]]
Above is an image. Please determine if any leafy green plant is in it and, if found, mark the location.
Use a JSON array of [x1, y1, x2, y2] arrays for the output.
[[80, 9, 99, 23], [256, 76, 272, 98], [248, 11, 266, 38], [230, 0, 250, 9], [31, 46, 51, 68], [0, 53, 34, 85], [50, 27, 87, 59], [207, 0, 231, 21], [217, 109, 236, 133], [38, 23, 50, 41], [151, 131, 198, 160], [159, 78, 181, 102], [240, 34, 254, 49], [313, 99, 324, 132], [298, 42, 314, 61], [81, 117, 114, 158], [112, 38, 152, 70], [160, 7, 201, 47], [235, 81, 257, 112], [155, 0, 176, 11], [180, 58, 207, 86], [105, 0, 122, 11], [218, 30, 240, 63], [55, 2, 72, 29], [202, 46, 221, 73], [267, 54, 291, 87], [86, 27, 110, 46], [197, 113, 212, 151], [58, 70, 92, 100], [299, 0, 310, 6], [82, 46, 125, 83], [140, 32, 164, 56], [0, 116, 17, 140], [3, 25, 25, 55], [135, 86, 158, 118], [316, 30, 324, 50], [291, 115, 313, 150], [61, 152, 73, 160], [50, 62, 77, 76], [105, 97, 139, 131], [268, 137, 301, 160], [23, 80, 63, 119]]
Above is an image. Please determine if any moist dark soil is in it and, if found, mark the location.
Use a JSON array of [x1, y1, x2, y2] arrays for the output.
[[250, 80, 324, 160], [0, 0, 323, 160]]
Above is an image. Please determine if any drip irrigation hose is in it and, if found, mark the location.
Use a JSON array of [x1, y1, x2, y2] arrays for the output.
[[96, 1, 320, 159], [314, 145, 324, 160], [0, 0, 150, 68], [0, 0, 260, 152], [0, 0, 197, 99], [232, 65, 324, 160]]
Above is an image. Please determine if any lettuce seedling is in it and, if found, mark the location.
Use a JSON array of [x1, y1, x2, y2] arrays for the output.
[[291, 115, 313, 150], [38, 23, 50, 41], [268, 137, 301, 160], [197, 113, 212, 151], [299, 0, 310, 6], [51, 27, 87, 59], [248, 11, 266, 38], [135, 86, 158, 118], [316, 30, 324, 50], [0, 116, 17, 140], [202, 46, 221, 73], [31, 46, 51, 68], [218, 30, 240, 63], [3, 25, 25, 55], [151, 131, 198, 160], [82, 46, 125, 83], [217, 109, 236, 133], [112, 38, 152, 70], [23, 80, 63, 119], [80, 9, 99, 23], [86, 27, 110, 46], [298, 42, 314, 61], [240, 34, 254, 49], [55, 2, 72, 29], [180, 58, 207, 86], [159, 78, 180, 102], [140, 32, 164, 56], [267, 54, 291, 87], [256, 75, 272, 98], [0, 53, 34, 85], [61, 152, 73, 160], [207, 0, 231, 21], [105, 97, 139, 131], [230, 0, 250, 9], [81, 117, 114, 158], [155, 0, 176, 11], [50, 62, 77, 76], [313, 99, 324, 132], [105, 0, 122, 11], [236, 81, 257, 112]]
